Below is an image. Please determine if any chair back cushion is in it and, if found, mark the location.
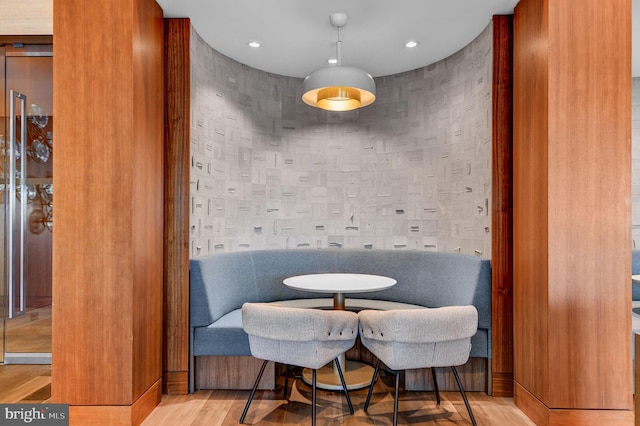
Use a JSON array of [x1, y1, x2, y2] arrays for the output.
[[242, 303, 358, 369], [358, 306, 477, 370]]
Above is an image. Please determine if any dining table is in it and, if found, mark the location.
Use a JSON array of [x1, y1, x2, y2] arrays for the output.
[[283, 272, 397, 390]]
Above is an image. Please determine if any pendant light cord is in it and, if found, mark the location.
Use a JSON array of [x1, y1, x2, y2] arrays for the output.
[[336, 26, 343, 66]]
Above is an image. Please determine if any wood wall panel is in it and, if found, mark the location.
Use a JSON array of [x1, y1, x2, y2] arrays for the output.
[[513, 0, 632, 421], [162, 18, 191, 395], [513, 0, 550, 404], [52, 0, 164, 420], [546, 0, 631, 410], [132, 0, 164, 401], [491, 14, 514, 398], [53, 0, 136, 405]]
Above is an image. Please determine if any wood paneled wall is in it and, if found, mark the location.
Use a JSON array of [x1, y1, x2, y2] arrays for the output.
[[52, 0, 164, 424], [513, 0, 632, 424], [163, 18, 191, 395], [491, 14, 514, 398]]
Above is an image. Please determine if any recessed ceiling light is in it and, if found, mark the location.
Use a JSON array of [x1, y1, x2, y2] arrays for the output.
[[247, 41, 261, 48], [327, 58, 338, 64], [405, 40, 418, 48]]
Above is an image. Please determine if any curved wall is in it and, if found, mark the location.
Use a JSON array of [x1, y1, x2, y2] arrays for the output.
[[190, 22, 493, 258]]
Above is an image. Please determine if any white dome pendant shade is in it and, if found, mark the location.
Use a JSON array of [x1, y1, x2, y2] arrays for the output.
[[301, 13, 376, 112], [302, 66, 376, 111]]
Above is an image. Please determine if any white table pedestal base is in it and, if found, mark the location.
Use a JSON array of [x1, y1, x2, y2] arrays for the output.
[[302, 360, 374, 391]]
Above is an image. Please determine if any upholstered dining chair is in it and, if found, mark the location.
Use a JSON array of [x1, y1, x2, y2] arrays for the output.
[[358, 306, 478, 426], [240, 302, 359, 425]]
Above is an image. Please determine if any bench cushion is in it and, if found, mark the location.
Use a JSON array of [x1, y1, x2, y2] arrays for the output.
[[632, 250, 640, 301], [193, 309, 251, 356], [194, 298, 489, 358]]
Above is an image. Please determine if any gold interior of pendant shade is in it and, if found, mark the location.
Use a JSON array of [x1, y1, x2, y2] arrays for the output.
[[317, 86, 361, 111]]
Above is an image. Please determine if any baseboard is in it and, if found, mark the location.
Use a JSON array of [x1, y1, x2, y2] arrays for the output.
[[514, 381, 633, 426], [69, 379, 162, 426], [491, 371, 513, 397], [162, 370, 188, 394]]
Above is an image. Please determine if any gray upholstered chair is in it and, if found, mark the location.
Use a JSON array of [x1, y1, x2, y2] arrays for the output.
[[359, 306, 478, 426], [240, 302, 359, 425]]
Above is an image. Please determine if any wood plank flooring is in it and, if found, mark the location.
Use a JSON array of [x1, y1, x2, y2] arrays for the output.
[[4, 306, 52, 353], [0, 364, 536, 425], [143, 369, 536, 425], [0, 364, 51, 403]]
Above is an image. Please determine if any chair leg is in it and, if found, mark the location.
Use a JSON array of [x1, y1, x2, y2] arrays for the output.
[[334, 358, 354, 414], [283, 364, 290, 401], [239, 359, 269, 424], [364, 359, 381, 411], [393, 370, 400, 426], [451, 366, 477, 426], [311, 369, 317, 426], [431, 367, 441, 405]]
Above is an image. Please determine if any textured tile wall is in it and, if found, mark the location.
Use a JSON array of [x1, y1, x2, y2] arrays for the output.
[[190, 23, 493, 258]]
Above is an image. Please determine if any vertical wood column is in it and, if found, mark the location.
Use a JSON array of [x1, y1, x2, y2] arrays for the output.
[[52, 0, 164, 424], [162, 18, 191, 395], [513, 0, 632, 424], [491, 14, 514, 398]]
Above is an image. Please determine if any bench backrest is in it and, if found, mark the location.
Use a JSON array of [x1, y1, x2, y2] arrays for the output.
[[190, 249, 491, 332]]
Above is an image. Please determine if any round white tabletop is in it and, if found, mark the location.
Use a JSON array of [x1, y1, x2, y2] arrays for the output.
[[283, 273, 397, 294], [282, 273, 397, 391]]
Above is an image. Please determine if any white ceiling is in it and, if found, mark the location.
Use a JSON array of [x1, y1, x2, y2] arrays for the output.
[[157, 0, 640, 79]]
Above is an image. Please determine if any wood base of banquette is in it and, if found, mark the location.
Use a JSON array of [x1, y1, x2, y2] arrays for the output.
[[194, 343, 488, 392], [195, 356, 276, 390], [403, 357, 487, 392], [349, 338, 488, 392], [514, 382, 633, 426], [68, 379, 161, 426]]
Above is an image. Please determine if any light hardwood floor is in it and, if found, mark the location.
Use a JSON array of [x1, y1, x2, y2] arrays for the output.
[[4, 305, 52, 353], [0, 364, 536, 425], [146, 368, 536, 425], [0, 364, 51, 403]]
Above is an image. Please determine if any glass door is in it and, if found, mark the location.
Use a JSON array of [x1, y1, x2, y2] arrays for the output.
[[1, 44, 53, 364]]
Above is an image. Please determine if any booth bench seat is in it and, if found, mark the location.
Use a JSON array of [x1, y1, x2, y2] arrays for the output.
[[190, 249, 491, 392]]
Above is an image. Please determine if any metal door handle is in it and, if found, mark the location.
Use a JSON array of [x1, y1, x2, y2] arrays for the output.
[[8, 89, 26, 318]]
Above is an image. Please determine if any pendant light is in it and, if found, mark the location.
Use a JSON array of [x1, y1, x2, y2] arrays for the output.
[[302, 13, 376, 112]]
